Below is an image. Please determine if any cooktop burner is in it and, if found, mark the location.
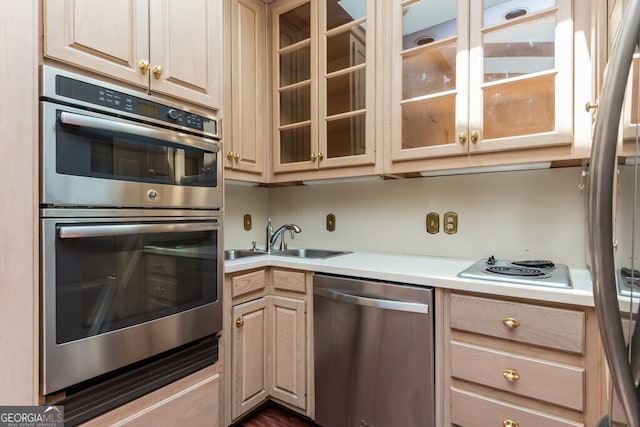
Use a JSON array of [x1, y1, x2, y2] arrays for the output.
[[458, 256, 572, 288]]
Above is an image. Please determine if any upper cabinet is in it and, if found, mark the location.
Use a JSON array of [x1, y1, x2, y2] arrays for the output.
[[224, 0, 268, 178], [271, 0, 377, 177], [387, 0, 575, 170], [44, 0, 222, 110]]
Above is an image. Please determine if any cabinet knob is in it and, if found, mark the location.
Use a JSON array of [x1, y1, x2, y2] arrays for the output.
[[138, 60, 150, 75], [503, 420, 519, 427], [152, 65, 163, 79], [471, 130, 479, 144], [310, 153, 318, 161], [318, 152, 325, 160], [585, 101, 598, 112], [458, 132, 467, 144], [227, 152, 234, 160], [234, 152, 240, 160], [235, 317, 244, 328], [502, 317, 520, 329], [502, 368, 520, 382]]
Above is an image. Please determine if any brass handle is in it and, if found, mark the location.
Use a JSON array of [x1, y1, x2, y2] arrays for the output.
[[502, 317, 520, 329], [317, 152, 325, 160], [138, 60, 150, 75], [502, 369, 520, 382], [503, 420, 519, 427], [585, 101, 598, 112], [226, 152, 234, 160], [458, 132, 467, 144], [234, 152, 240, 160], [235, 317, 244, 328], [471, 130, 479, 143], [152, 65, 163, 79], [310, 153, 318, 161]]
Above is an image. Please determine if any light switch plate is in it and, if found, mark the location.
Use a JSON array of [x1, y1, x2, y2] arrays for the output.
[[243, 214, 252, 231], [326, 214, 336, 232], [426, 212, 439, 234]]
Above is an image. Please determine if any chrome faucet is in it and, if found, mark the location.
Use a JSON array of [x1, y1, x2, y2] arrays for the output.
[[265, 218, 302, 252]]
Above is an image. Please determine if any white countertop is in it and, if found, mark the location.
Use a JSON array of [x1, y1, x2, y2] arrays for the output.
[[225, 251, 597, 307]]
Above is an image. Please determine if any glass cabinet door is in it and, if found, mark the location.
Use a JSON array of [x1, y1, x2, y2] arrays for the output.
[[468, 0, 572, 153], [391, 0, 469, 161], [622, 51, 640, 148], [273, 1, 317, 172], [318, 0, 375, 168]]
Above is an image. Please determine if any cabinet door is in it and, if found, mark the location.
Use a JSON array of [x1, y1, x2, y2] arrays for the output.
[[149, 0, 222, 109], [227, 0, 267, 174], [390, 0, 470, 161], [44, 0, 149, 88], [468, 0, 573, 153], [272, 0, 318, 173], [268, 296, 307, 410], [232, 298, 268, 420], [317, 0, 376, 169]]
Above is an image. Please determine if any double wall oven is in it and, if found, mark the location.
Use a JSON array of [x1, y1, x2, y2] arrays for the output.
[[39, 66, 223, 418]]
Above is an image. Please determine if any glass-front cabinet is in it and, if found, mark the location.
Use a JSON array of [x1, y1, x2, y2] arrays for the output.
[[390, 0, 572, 165], [272, 0, 375, 174]]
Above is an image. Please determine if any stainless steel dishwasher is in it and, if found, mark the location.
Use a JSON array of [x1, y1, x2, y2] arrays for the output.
[[314, 274, 435, 427]]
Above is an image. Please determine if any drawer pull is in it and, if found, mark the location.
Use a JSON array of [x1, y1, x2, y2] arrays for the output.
[[502, 317, 520, 329], [502, 369, 520, 382], [503, 420, 519, 427], [235, 317, 244, 328]]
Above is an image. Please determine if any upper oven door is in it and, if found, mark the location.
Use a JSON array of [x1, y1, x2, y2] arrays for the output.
[[40, 101, 222, 209]]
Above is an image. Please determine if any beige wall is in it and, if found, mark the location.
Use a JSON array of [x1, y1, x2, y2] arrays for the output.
[[225, 167, 589, 268]]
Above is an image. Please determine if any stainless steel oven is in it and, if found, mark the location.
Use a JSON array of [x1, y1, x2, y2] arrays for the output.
[[40, 66, 221, 209], [39, 67, 224, 402]]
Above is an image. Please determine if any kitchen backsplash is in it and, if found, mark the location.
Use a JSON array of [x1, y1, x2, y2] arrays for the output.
[[224, 166, 588, 268]]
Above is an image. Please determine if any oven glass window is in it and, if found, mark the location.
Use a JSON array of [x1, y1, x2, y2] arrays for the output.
[[54, 223, 218, 344], [55, 110, 218, 187]]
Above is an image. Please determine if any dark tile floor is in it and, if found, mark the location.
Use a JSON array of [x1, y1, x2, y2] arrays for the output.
[[235, 402, 317, 427]]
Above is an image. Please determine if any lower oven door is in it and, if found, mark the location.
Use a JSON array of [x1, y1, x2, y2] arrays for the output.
[[40, 210, 222, 394]]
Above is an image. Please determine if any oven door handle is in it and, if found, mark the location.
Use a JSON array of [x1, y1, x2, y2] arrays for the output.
[[59, 111, 219, 153], [58, 222, 219, 239]]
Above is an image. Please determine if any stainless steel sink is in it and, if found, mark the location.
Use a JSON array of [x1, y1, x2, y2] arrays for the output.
[[224, 249, 268, 260], [272, 248, 351, 259]]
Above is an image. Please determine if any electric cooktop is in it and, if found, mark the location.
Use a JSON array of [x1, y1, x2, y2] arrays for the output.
[[458, 255, 573, 288]]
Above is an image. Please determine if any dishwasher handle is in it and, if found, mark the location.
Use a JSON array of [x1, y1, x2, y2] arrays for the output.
[[314, 287, 429, 314]]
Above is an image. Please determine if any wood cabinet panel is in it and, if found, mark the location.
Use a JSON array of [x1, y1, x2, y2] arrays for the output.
[[451, 387, 584, 427], [272, 269, 307, 294], [450, 293, 585, 354], [451, 341, 585, 411], [231, 269, 267, 299]]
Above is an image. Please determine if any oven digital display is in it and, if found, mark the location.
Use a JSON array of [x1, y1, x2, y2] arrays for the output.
[[137, 101, 159, 116]]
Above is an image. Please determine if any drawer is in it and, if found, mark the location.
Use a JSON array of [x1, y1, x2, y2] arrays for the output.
[[451, 387, 584, 427], [145, 254, 177, 276], [450, 294, 585, 354], [232, 269, 267, 299], [272, 269, 306, 294], [451, 341, 584, 411]]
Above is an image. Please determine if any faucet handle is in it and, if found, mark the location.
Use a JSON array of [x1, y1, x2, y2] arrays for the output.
[[251, 241, 257, 250]]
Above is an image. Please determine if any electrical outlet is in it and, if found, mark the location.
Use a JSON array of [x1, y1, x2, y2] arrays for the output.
[[326, 214, 336, 232], [243, 214, 252, 231], [426, 212, 439, 234], [443, 211, 458, 234]]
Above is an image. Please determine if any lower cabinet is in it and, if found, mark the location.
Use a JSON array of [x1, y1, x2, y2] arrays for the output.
[[226, 267, 312, 423], [81, 364, 222, 426], [441, 291, 605, 427]]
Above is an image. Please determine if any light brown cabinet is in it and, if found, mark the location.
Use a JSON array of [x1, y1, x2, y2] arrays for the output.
[[386, 0, 577, 173], [224, 0, 268, 178], [225, 268, 312, 423], [441, 291, 604, 427], [270, 0, 378, 180], [44, 0, 222, 110]]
